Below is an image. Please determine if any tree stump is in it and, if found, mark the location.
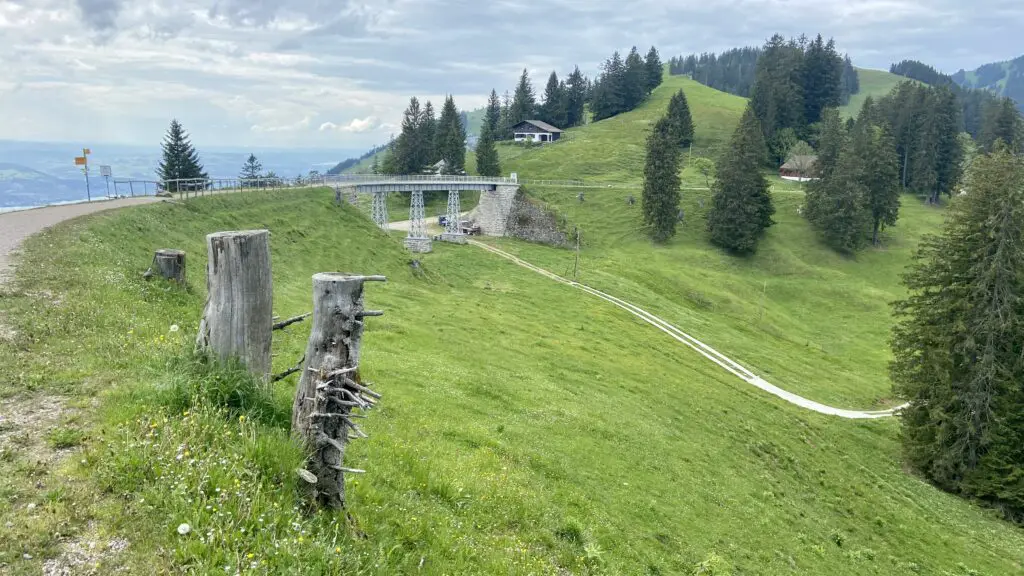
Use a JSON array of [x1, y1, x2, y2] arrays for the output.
[[292, 273, 385, 509], [147, 249, 186, 283], [196, 230, 273, 379]]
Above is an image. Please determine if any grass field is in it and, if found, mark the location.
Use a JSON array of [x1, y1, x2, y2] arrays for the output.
[[839, 68, 910, 118], [2, 189, 1024, 575]]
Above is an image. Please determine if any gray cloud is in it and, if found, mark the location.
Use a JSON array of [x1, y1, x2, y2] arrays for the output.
[[2, 0, 1022, 149], [76, 0, 122, 32]]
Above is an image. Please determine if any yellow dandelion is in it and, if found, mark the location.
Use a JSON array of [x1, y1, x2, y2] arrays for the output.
[[247, 553, 254, 559], [335, 547, 341, 553], [238, 415, 246, 422]]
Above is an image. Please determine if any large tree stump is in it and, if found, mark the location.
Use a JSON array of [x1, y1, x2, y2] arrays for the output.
[[146, 249, 186, 283], [196, 230, 273, 379], [292, 273, 385, 509]]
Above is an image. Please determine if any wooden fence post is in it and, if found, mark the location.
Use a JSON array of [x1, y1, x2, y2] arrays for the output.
[[292, 273, 385, 509], [196, 230, 273, 379]]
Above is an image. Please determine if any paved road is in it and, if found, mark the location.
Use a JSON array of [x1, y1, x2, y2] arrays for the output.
[[470, 240, 906, 420], [0, 197, 160, 282]]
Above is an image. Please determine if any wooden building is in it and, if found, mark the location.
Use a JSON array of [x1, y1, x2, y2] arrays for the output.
[[511, 120, 563, 143]]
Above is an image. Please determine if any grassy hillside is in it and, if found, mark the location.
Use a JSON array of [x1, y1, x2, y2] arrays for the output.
[[495, 75, 746, 182], [839, 68, 909, 118], [2, 190, 1024, 575]]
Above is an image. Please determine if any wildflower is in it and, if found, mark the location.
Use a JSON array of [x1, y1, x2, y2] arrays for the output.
[[170, 324, 180, 333], [247, 553, 254, 559], [238, 415, 246, 422], [335, 547, 341, 553], [177, 523, 191, 535]]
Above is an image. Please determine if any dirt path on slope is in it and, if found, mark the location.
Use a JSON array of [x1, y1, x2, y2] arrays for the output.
[[469, 240, 907, 420]]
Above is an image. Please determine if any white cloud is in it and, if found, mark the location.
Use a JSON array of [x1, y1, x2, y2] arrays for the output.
[[319, 116, 383, 133]]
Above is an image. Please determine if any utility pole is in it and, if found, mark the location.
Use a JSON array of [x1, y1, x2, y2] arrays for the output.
[[74, 148, 92, 202], [572, 227, 581, 281]]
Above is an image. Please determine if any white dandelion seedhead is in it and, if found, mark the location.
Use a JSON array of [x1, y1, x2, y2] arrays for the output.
[[177, 523, 191, 535]]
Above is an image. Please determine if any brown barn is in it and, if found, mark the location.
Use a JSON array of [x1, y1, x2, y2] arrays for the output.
[[779, 155, 819, 181]]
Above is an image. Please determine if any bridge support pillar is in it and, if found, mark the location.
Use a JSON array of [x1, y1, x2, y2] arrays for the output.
[[403, 190, 432, 253], [440, 189, 467, 244], [371, 191, 389, 230]]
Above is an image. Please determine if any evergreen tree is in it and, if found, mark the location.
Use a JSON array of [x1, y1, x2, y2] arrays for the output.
[[370, 154, 379, 175], [856, 124, 901, 245], [808, 141, 872, 252], [421, 101, 438, 166], [475, 124, 501, 177], [591, 51, 626, 121], [931, 86, 964, 203], [800, 35, 843, 126], [239, 153, 262, 181], [541, 71, 567, 128], [814, 108, 845, 180], [642, 116, 682, 242], [565, 66, 588, 127], [485, 89, 501, 135], [623, 46, 648, 111], [840, 54, 860, 105], [393, 97, 424, 174], [437, 95, 466, 174], [980, 97, 1024, 152], [706, 105, 774, 253], [157, 119, 207, 182], [644, 46, 663, 94], [510, 69, 537, 128], [750, 35, 805, 162], [666, 89, 695, 148], [498, 91, 512, 140], [891, 147, 1024, 518]]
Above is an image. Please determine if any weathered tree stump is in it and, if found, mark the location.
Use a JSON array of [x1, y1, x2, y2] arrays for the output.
[[292, 273, 385, 509], [145, 249, 186, 283], [196, 230, 273, 379]]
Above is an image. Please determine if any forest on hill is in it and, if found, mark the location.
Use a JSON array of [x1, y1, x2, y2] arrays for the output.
[[952, 54, 1024, 112]]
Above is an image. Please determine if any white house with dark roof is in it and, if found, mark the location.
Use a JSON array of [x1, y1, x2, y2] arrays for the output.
[[511, 120, 563, 143]]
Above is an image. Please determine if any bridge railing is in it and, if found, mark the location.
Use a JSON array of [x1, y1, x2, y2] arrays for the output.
[[323, 174, 518, 185]]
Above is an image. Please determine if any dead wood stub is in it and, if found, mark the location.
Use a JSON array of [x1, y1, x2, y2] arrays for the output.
[[196, 230, 273, 379], [144, 249, 186, 283], [292, 273, 385, 509]]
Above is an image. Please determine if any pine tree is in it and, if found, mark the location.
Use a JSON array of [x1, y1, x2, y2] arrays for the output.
[[475, 124, 501, 177], [565, 66, 587, 127], [806, 138, 872, 252], [157, 119, 207, 182], [750, 35, 805, 162], [642, 116, 682, 242], [706, 105, 774, 253], [394, 97, 424, 174], [485, 89, 501, 135], [421, 101, 438, 166], [541, 71, 567, 128], [800, 35, 843, 126], [931, 86, 964, 203], [814, 108, 845, 180], [623, 47, 648, 111], [239, 153, 262, 181], [592, 52, 626, 121], [856, 124, 901, 245], [437, 95, 466, 174], [980, 97, 1024, 152], [666, 90, 695, 148], [840, 54, 860, 105], [891, 147, 1024, 516], [644, 46, 663, 94], [510, 69, 537, 127], [498, 91, 512, 140]]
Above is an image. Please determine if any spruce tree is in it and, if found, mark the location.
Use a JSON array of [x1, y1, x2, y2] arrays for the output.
[[642, 116, 682, 242], [644, 46, 663, 94], [421, 101, 438, 166], [239, 153, 262, 181], [592, 52, 626, 121], [806, 140, 872, 252], [541, 71, 567, 127], [394, 97, 424, 174], [510, 69, 537, 127], [750, 35, 805, 161], [800, 35, 843, 127], [814, 108, 845, 180], [437, 95, 466, 174], [707, 105, 774, 253], [891, 147, 1024, 516], [370, 154, 379, 175], [157, 119, 207, 182], [666, 90, 695, 148], [980, 97, 1023, 152], [485, 89, 501, 135], [856, 124, 901, 245], [475, 125, 501, 177], [565, 66, 587, 127], [498, 91, 512, 140], [623, 47, 648, 111], [931, 86, 964, 203]]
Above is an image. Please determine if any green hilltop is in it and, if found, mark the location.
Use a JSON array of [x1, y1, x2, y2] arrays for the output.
[[4, 69, 1024, 575]]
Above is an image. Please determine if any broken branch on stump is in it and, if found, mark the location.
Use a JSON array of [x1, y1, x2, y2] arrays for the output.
[[271, 355, 306, 383], [273, 312, 311, 331]]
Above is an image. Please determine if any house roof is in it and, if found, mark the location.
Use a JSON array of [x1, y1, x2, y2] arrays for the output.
[[780, 155, 817, 171], [513, 119, 563, 133]]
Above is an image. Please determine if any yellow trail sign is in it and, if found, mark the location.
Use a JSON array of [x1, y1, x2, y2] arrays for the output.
[[74, 156, 87, 166]]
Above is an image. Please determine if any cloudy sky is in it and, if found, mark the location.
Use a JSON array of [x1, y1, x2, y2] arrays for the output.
[[1, 0, 1021, 150]]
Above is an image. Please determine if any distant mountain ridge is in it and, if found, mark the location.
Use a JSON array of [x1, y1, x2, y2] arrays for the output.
[[952, 55, 1024, 111]]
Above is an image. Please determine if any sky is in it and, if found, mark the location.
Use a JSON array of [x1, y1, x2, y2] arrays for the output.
[[0, 0, 1021, 151]]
